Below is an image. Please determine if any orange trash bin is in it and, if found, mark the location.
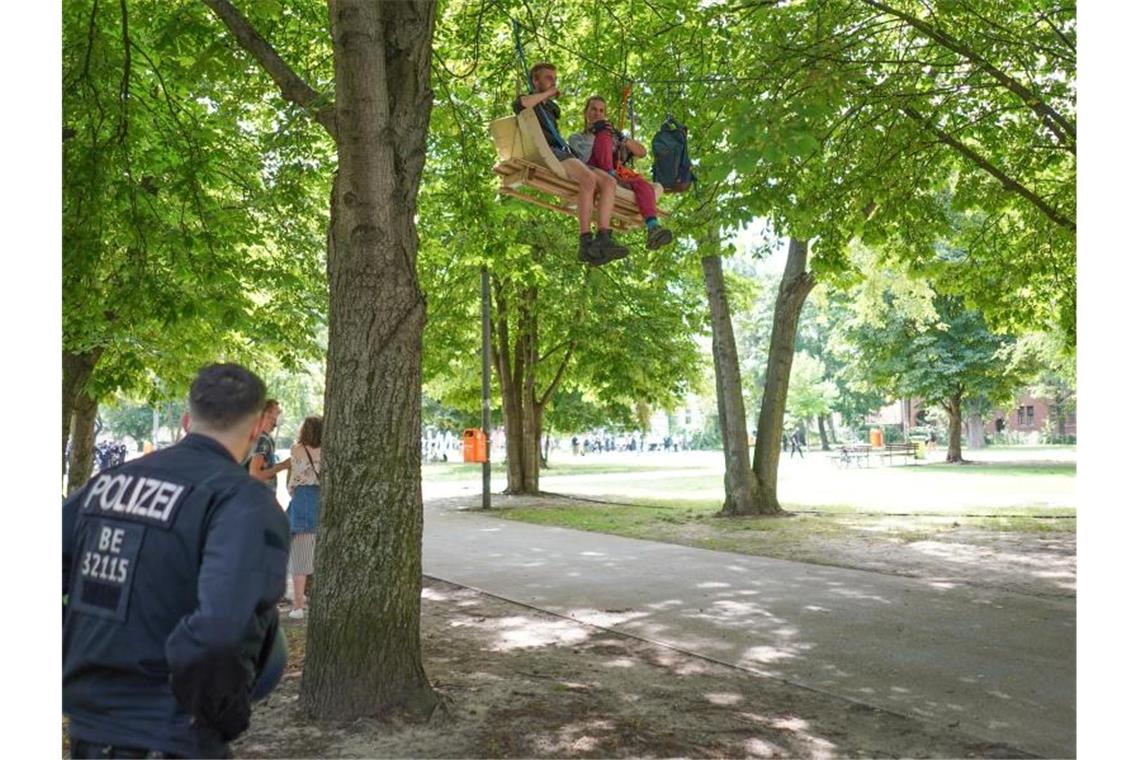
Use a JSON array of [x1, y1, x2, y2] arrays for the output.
[[869, 428, 884, 448], [462, 428, 487, 463]]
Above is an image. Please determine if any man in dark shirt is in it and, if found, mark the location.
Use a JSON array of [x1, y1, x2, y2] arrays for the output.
[[513, 62, 628, 265], [63, 363, 289, 758]]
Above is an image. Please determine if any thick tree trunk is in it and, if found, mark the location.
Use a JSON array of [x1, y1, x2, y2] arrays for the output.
[[300, 0, 438, 721], [493, 279, 543, 494], [826, 415, 838, 445], [701, 252, 763, 516], [752, 238, 816, 512], [66, 392, 99, 495], [491, 272, 571, 495], [965, 411, 985, 449], [945, 392, 965, 462], [518, 287, 542, 493], [62, 349, 102, 477], [817, 415, 830, 451]]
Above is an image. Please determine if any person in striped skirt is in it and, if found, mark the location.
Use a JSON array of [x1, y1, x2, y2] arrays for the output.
[[285, 416, 322, 620]]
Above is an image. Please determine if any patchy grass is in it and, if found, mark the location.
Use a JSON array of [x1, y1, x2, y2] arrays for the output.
[[917, 462, 1075, 477], [492, 495, 1075, 591]]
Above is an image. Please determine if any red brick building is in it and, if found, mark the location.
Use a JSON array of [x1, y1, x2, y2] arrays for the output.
[[868, 394, 1076, 440]]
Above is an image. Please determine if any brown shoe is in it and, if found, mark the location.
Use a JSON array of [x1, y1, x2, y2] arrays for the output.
[[647, 225, 674, 250]]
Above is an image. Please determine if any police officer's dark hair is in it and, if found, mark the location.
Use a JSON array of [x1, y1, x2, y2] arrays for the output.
[[188, 363, 267, 430], [298, 416, 323, 448]]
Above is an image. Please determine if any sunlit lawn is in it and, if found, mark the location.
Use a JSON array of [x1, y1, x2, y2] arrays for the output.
[[434, 446, 1077, 561]]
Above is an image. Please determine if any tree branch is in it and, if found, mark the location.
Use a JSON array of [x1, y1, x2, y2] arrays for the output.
[[901, 106, 1074, 231], [858, 0, 1075, 152], [538, 338, 577, 410], [200, 0, 336, 137]]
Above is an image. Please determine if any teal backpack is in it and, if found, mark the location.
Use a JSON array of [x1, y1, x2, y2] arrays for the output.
[[651, 115, 695, 193]]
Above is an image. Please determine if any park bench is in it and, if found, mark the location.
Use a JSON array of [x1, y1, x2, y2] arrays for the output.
[[878, 442, 919, 466], [829, 443, 872, 468], [489, 108, 668, 231]]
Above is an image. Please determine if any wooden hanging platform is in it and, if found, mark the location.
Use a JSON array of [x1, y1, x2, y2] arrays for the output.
[[489, 108, 667, 232]]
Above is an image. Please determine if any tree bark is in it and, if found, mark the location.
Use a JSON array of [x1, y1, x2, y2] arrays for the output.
[[965, 410, 985, 449], [701, 251, 763, 516], [62, 348, 102, 478], [67, 392, 99, 495], [944, 391, 965, 462], [299, 0, 438, 720], [826, 414, 838, 444], [817, 415, 830, 451], [752, 238, 816, 512]]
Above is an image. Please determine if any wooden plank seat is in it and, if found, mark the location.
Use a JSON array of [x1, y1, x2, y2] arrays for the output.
[[489, 107, 667, 231]]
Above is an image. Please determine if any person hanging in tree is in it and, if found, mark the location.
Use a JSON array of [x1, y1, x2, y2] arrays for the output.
[[513, 63, 629, 266], [568, 96, 674, 251]]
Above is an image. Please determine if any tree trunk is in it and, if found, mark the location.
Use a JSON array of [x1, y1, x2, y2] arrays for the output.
[[751, 238, 816, 512], [826, 414, 838, 444], [492, 278, 543, 495], [965, 410, 985, 449], [66, 392, 99, 495], [817, 415, 830, 451], [491, 269, 575, 495], [518, 286, 542, 493], [701, 252, 763, 516], [300, 0, 438, 721], [945, 392, 964, 462], [62, 349, 102, 477]]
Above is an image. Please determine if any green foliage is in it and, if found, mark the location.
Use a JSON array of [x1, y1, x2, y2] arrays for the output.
[[844, 291, 1026, 417], [63, 0, 330, 403], [785, 352, 838, 425], [101, 401, 155, 448]]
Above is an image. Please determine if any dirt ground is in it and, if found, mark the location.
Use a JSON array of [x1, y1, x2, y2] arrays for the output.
[[233, 578, 1035, 759]]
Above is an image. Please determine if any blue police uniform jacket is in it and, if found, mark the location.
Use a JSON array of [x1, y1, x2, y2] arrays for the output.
[[62, 433, 290, 758]]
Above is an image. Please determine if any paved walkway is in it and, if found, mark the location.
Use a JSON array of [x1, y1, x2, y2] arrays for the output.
[[422, 497, 1075, 758]]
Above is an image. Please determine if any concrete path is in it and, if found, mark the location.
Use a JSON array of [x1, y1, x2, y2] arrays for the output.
[[422, 498, 1075, 758]]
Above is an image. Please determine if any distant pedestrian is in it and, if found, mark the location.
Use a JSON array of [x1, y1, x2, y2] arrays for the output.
[[790, 430, 805, 458]]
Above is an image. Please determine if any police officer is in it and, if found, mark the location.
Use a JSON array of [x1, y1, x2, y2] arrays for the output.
[[63, 363, 289, 759]]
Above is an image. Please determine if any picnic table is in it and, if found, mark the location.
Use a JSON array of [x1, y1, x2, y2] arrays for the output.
[[829, 443, 872, 468]]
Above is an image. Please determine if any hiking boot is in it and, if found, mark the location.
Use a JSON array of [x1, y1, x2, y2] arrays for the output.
[[592, 231, 629, 265], [578, 233, 605, 265], [647, 225, 674, 250]]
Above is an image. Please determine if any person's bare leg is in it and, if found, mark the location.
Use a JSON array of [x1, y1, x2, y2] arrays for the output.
[[292, 574, 306, 610], [562, 159, 598, 233], [590, 168, 617, 231]]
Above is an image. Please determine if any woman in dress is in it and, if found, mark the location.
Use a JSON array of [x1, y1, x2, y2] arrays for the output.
[[285, 415, 322, 619]]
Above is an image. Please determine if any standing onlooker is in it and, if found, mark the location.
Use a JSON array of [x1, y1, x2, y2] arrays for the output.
[[285, 416, 322, 620], [248, 399, 290, 494]]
